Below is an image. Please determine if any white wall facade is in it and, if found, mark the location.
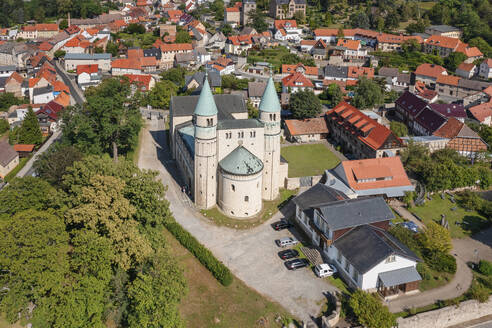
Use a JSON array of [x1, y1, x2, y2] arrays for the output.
[[218, 170, 263, 218]]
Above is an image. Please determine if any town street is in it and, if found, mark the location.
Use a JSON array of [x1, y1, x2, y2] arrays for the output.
[[138, 117, 337, 324]]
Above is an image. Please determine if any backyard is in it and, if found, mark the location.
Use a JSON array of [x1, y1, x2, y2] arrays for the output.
[[281, 144, 340, 177], [162, 229, 295, 327], [409, 197, 489, 239]]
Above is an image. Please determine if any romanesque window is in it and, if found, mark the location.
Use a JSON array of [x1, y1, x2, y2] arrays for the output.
[[231, 184, 235, 191]]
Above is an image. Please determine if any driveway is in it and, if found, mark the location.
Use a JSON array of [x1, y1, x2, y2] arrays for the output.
[[138, 118, 337, 323]]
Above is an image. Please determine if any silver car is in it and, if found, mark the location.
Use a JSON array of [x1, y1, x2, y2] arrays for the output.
[[276, 237, 298, 248]]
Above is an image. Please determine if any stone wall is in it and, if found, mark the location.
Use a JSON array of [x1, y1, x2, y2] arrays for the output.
[[321, 292, 341, 328], [397, 296, 492, 328], [284, 175, 323, 190]]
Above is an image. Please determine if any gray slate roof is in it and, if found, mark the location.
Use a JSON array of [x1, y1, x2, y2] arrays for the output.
[[0, 141, 18, 167], [217, 119, 263, 130], [185, 71, 221, 89], [334, 225, 421, 274], [248, 81, 266, 98], [317, 197, 394, 230], [427, 25, 460, 33], [219, 146, 263, 176], [175, 52, 195, 63], [323, 65, 348, 79], [170, 94, 246, 120], [33, 85, 53, 96], [378, 67, 399, 78], [293, 183, 348, 211]]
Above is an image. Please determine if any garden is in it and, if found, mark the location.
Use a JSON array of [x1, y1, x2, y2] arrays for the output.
[[281, 144, 340, 177]]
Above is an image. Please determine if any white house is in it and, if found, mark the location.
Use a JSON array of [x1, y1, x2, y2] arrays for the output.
[[479, 58, 492, 80], [274, 20, 302, 42], [32, 85, 55, 104]]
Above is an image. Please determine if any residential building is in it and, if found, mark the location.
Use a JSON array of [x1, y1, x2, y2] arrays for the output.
[[412, 106, 448, 136], [425, 25, 462, 39], [424, 35, 482, 61], [0, 141, 19, 179], [184, 71, 221, 93], [282, 63, 318, 79], [323, 65, 349, 81], [4, 72, 24, 97], [479, 58, 492, 80], [282, 72, 314, 93], [434, 118, 488, 158], [292, 184, 421, 295], [206, 57, 235, 75], [436, 75, 461, 99], [154, 41, 193, 69], [414, 63, 447, 88], [76, 64, 102, 90], [111, 48, 158, 76], [456, 63, 477, 79], [376, 34, 423, 52], [325, 102, 404, 159], [400, 136, 449, 153], [64, 53, 112, 72], [274, 20, 302, 42], [269, 0, 306, 19], [284, 118, 329, 143], [429, 103, 466, 122], [13, 144, 35, 157], [225, 35, 252, 55], [248, 81, 266, 107], [124, 74, 155, 91], [224, 6, 241, 27], [207, 32, 227, 51], [313, 28, 338, 44], [325, 157, 414, 198], [18, 24, 59, 39], [335, 39, 367, 59], [169, 76, 288, 216]]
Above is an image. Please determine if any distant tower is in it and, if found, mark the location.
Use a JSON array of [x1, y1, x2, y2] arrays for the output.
[[241, 0, 257, 26], [193, 74, 218, 209], [259, 75, 281, 201]]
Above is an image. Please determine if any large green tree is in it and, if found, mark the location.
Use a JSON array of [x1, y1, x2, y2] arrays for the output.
[[390, 121, 408, 137], [33, 144, 83, 185], [61, 78, 142, 159], [146, 80, 179, 109], [248, 8, 268, 32], [290, 90, 323, 119], [353, 77, 384, 109], [349, 290, 396, 328], [11, 107, 42, 145], [319, 83, 343, 108]]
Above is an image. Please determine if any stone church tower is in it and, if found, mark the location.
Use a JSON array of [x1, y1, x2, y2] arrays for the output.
[[193, 75, 218, 209], [259, 76, 281, 201]]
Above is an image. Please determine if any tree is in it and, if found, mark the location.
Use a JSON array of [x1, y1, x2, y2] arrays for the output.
[[468, 37, 492, 58], [349, 290, 396, 328], [290, 90, 322, 119], [59, 18, 68, 30], [0, 209, 69, 323], [33, 144, 83, 185], [54, 49, 67, 59], [337, 27, 344, 38], [175, 30, 191, 43], [419, 221, 452, 254], [160, 67, 186, 88], [62, 78, 142, 159], [211, 0, 225, 21], [247, 100, 258, 118], [14, 107, 42, 145], [249, 8, 268, 32], [221, 23, 233, 37], [444, 52, 467, 72], [222, 74, 249, 90], [106, 41, 118, 57], [125, 23, 146, 34], [293, 11, 305, 24], [318, 83, 343, 107], [0, 92, 27, 111], [353, 77, 384, 109], [146, 80, 179, 109], [0, 118, 9, 134], [390, 121, 408, 137], [350, 12, 370, 29]]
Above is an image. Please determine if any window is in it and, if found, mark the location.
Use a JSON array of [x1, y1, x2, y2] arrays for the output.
[[345, 260, 350, 272], [231, 184, 235, 191], [386, 255, 396, 263], [352, 270, 358, 282], [337, 250, 342, 263], [244, 196, 249, 202]]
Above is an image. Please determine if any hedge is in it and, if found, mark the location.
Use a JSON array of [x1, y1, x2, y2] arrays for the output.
[[425, 252, 457, 274], [479, 260, 492, 276], [164, 217, 233, 286]]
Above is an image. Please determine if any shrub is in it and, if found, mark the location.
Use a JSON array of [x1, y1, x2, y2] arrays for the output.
[[469, 281, 489, 303], [348, 290, 396, 328], [425, 252, 457, 274], [479, 260, 492, 276], [164, 217, 233, 286], [416, 262, 432, 281]]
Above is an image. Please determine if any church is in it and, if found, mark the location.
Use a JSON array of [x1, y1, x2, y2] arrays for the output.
[[169, 74, 288, 218]]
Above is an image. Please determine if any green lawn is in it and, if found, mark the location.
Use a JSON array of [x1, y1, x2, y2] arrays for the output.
[[200, 188, 297, 229], [162, 229, 296, 327], [281, 144, 340, 178], [409, 197, 489, 238]]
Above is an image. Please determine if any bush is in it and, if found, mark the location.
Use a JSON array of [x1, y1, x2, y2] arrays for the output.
[[348, 290, 396, 328], [469, 281, 489, 303], [425, 252, 457, 274], [164, 217, 233, 286], [416, 262, 432, 281], [479, 260, 492, 276]]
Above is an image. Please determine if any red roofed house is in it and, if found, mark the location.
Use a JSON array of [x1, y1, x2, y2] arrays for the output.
[[282, 63, 319, 79], [424, 35, 482, 61], [13, 144, 35, 157], [111, 48, 158, 75], [479, 58, 492, 79], [124, 74, 155, 91], [433, 117, 488, 158], [206, 57, 235, 75], [225, 35, 252, 55], [36, 100, 65, 135], [376, 34, 423, 52], [327, 157, 414, 198], [153, 41, 193, 69], [414, 63, 447, 88], [62, 35, 93, 54], [77, 64, 102, 90], [436, 74, 461, 99], [18, 24, 59, 39], [165, 10, 183, 23], [274, 20, 302, 42], [5, 72, 25, 97], [335, 39, 366, 59], [326, 102, 404, 158], [224, 6, 241, 27], [284, 117, 329, 143], [282, 72, 314, 93], [468, 102, 492, 126], [347, 66, 374, 80], [456, 63, 477, 79], [313, 28, 338, 43]]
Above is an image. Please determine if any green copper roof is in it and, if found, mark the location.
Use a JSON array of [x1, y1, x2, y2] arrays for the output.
[[219, 146, 264, 176], [259, 76, 281, 113], [194, 75, 218, 116]]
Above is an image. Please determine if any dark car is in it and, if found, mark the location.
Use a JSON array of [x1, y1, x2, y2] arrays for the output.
[[278, 249, 299, 260], [273, 220, 293, 231], [285, 258, 310, 270]]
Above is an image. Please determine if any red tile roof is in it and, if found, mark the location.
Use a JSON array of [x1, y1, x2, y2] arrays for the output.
[[313, 28, 338, 37], [348, 66, 374, 79], [425, 35, 462, 50], [77, 64, 98, 75], [23, 24, 59, 32], [468, 102, 492, 123], [6, 72, 23, 84], [415, 63, 447, 79], [282, 63, 318, 76], [339, 157, 412, 191], [457, 62, 476, 72], [157, 43, 193, 52], [282, 72, 314, 88], [124, 74, 153, 91], [436, 74, 460, 86], [284, 118, 329, 136], [38, 41, 53, 51], [274, 20, 297, 30], [13, 144, 35, 152], [225, 6, 240, 12], [336, 39, 360, 51]]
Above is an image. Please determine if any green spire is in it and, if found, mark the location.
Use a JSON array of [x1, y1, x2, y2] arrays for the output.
[[194, 73, 218, 116], [259, 76, 281, 113]]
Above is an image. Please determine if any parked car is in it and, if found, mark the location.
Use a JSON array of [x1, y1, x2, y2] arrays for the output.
[[398, 221, 419, 233], [276, 237, 298, 248], [273, 220, 293, 231], [278, 249, 299, 260], [285, 258, 310, 270], [314, 263, 337, 278]]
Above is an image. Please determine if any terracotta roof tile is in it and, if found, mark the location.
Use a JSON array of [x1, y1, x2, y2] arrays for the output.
[[284, 118, 329, 136], [436, 74, 460, 86], [13, 144, 35, 152], [415, 63, 447, 79], [282, 72, 314, 88]]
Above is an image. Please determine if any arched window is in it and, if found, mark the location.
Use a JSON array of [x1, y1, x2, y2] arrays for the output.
[[231, 184, 235, 191]]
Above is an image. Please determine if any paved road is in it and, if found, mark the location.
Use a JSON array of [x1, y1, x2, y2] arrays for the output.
[[53, 60, 85, 105], [16, 130, 62, 178], [388, 240, 473, 313], [138, 118, 337, 324]]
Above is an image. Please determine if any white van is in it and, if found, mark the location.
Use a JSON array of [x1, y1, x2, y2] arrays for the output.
[[314, 263, 337, 278]]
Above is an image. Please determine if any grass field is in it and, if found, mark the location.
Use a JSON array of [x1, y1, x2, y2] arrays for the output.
[[409, 197, 489, 238], [281, 144, 340, 178], [162, 228, 295, 327], [201, 189, 297, 229]]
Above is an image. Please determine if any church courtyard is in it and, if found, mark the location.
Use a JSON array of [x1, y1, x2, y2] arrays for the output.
[[281, 143, 340, 177]]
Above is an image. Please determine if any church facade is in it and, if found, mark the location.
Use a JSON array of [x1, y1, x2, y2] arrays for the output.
[[170, 75, 288, 218]]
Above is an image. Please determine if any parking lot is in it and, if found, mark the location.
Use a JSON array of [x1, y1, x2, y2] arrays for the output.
[[138, 118, 338, 323]]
